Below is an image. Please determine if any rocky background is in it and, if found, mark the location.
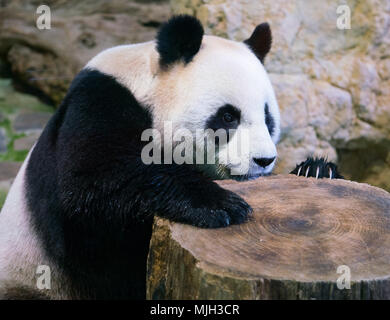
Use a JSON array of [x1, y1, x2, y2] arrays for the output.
[[0, 0, 389, 207]]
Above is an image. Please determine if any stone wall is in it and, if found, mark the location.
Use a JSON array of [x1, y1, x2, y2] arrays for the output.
[[172, 0, 390, 191]]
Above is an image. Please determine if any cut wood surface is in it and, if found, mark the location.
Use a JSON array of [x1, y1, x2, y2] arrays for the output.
[[147, 175, 390, 300]]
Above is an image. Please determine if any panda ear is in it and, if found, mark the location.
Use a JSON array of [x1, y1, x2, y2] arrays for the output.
[[244, 23, 272, 64], [156, 15, 204, 68]]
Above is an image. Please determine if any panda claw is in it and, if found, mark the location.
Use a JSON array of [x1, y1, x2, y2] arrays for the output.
[[290, 157, 343, 179], [305, 166, 310, 178]]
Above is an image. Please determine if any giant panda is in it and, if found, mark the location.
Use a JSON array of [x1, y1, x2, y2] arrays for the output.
[[0, 15, 342, 300]]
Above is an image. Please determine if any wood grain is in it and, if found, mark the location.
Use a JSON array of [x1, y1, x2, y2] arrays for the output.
[[147, 175, 390, 299]]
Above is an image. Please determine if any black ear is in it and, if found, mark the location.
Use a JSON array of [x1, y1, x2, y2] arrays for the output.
[[244, 23, 272, 63], [156, 15, 204, 68]]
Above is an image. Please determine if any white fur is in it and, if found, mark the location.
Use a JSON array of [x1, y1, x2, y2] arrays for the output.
[[0, 149, 41, 294], [0, 148, 68, 299]]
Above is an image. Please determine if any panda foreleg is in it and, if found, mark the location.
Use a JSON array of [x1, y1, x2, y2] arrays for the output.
[[112, 161, 253, 228], [144, 163, 253, 228], [58, 153, 252, 230], [290, 157, 343, 179]]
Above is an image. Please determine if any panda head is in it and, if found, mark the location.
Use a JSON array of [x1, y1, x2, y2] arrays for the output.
[[87, 15, 280, 180], [154, 15, 280, 179]]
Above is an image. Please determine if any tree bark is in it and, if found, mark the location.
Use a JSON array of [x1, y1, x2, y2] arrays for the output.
[[146, 175, 390, 300]]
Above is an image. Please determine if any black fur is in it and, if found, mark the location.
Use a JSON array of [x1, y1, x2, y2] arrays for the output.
[[265, 103, 274, 136], [290, 157, 343, 179], [156, 15, 204, 68], [244, 22, 272, 63], [25, 69, 251, 300]]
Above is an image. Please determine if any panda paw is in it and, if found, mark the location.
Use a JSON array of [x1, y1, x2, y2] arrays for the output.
[[186, 190, 252, 228], [218, 189, 253, 225], [290, 157, 343, 179]]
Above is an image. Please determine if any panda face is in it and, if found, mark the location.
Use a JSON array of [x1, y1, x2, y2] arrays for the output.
[[150, 35, 280, 179]]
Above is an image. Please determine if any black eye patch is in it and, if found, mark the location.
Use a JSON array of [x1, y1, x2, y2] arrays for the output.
[[205, 104, 241, 132], [265, 103, 275, 136], [205, 104, 241, 145]]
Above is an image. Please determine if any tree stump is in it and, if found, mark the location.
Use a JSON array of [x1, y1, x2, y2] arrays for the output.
[[146, 175, 390, 300]]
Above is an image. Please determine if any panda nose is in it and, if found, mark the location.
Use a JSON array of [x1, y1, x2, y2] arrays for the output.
[[253, 157, 275, 168]]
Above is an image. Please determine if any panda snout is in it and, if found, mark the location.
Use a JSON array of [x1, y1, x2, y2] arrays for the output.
[[253, 157, 275, 168]]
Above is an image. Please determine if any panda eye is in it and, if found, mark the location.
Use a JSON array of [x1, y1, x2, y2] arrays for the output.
[[205, 104, 241, 132], [223, 112, 234, 123]]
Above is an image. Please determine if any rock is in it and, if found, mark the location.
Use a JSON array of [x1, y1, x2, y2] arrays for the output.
[[0, 0, 171, 106], [14, 132, 41, 151], [0, 162, 22, 192], [0, 78, 53, 157], [269, 74, 352, 173], [7, 44, 74, 106], [13, 112, 51, 133], [0, 129, 7, 153], [172, 0, 390, 191], [0, 78, 53, 113], [0, 162, 21, 182]]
